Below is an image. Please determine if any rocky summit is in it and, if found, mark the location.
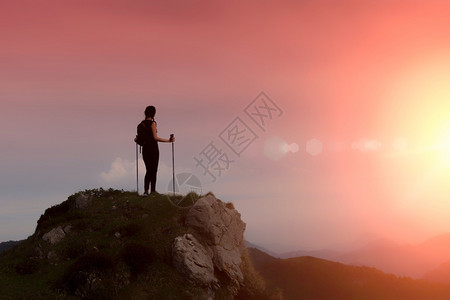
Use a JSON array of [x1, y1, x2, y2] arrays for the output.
[[0, 189, 272, 299]]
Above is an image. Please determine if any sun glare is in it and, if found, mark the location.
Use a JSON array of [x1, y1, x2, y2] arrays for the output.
[[380, 56, 450, 219], [385, 56, 450, 166], [435, 124, 450, 165]]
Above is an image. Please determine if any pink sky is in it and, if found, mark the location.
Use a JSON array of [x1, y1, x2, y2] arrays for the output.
[[2, 0, 450, 252]]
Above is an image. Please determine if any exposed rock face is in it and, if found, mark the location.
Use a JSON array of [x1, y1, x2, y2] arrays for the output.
[[174, 194, 246, 296], [75, 193, 92, 209], [172, 234, 218, 287], [42, 226, 66, 244]]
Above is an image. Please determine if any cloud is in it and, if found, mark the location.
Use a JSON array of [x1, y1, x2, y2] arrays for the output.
[[101, 156, 181, 184], [100, 157, 137, 183], [100, 156, 190, 193]]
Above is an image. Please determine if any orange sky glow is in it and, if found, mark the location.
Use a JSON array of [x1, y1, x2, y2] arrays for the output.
[[2, 0, 450, 252]]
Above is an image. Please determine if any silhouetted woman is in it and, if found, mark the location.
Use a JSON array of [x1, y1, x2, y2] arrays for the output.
[[137, 106, 175, 196]]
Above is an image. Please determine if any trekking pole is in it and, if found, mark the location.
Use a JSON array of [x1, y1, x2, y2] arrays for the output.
[[170, 134, 175, 195], [136, 142, 139, 195]]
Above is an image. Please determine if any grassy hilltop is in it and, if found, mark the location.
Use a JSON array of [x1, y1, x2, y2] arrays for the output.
[[0, 189, 272, 299]]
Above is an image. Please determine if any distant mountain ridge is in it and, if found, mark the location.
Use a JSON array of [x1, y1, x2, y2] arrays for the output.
[[245, 240, 280, 258], [424, 260, 450, 284], [248, 247, 450, 300], [419, 233, 450, 255], [279, 234, 450, 280], [280, 248, 341, 260], [419, 234, 450, 284], [0, 240, 22, 254]]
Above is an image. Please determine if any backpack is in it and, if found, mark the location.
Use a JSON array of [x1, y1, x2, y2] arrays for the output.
[[135, 121, 153, 147]]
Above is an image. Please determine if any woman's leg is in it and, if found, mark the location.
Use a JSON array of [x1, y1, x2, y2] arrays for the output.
[[149, 148, 159, 193], [143, 146, 159, 194], [143, 150, 150, 194]]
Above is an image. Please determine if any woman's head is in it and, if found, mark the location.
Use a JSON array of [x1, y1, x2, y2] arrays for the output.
[[145, 106, 156, 119]]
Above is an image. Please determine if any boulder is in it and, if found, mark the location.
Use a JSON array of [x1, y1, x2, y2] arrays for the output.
[[183, 194, 246, 295], [186, 195, 246, 248], [42, 226, 65, 244], [172, 233, 218, 287], [75, 193, 91, 209]]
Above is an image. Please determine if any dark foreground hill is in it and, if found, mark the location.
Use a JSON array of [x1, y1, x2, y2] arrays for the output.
[[248, 248, 450, 300], [5, 189, 450, 300], [0, 189, 276, 299]]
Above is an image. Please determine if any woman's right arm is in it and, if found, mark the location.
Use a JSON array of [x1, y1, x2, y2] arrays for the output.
[[151, 122, 174, 143]]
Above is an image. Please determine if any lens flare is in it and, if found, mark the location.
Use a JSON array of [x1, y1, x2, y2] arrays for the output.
[[282, 143, 300, 154], [306, 138, 323, 156], [264, 137, 299, 161], [352, 139, 382, 152]]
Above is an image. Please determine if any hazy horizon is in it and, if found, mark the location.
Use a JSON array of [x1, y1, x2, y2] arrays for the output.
[[2, 0, 450, 254]]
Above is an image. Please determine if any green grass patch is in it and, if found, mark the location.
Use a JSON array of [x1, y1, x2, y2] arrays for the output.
[[0, 189, 212, 299]]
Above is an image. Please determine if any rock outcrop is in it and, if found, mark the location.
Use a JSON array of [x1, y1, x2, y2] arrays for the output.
[[173, 194, 246, 296], [173, 233, 218, 287], [2, 189, 265, 299], [75, 193, 92, 209], [42, 225, 72, 244], [42, 226, 66, 244]]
